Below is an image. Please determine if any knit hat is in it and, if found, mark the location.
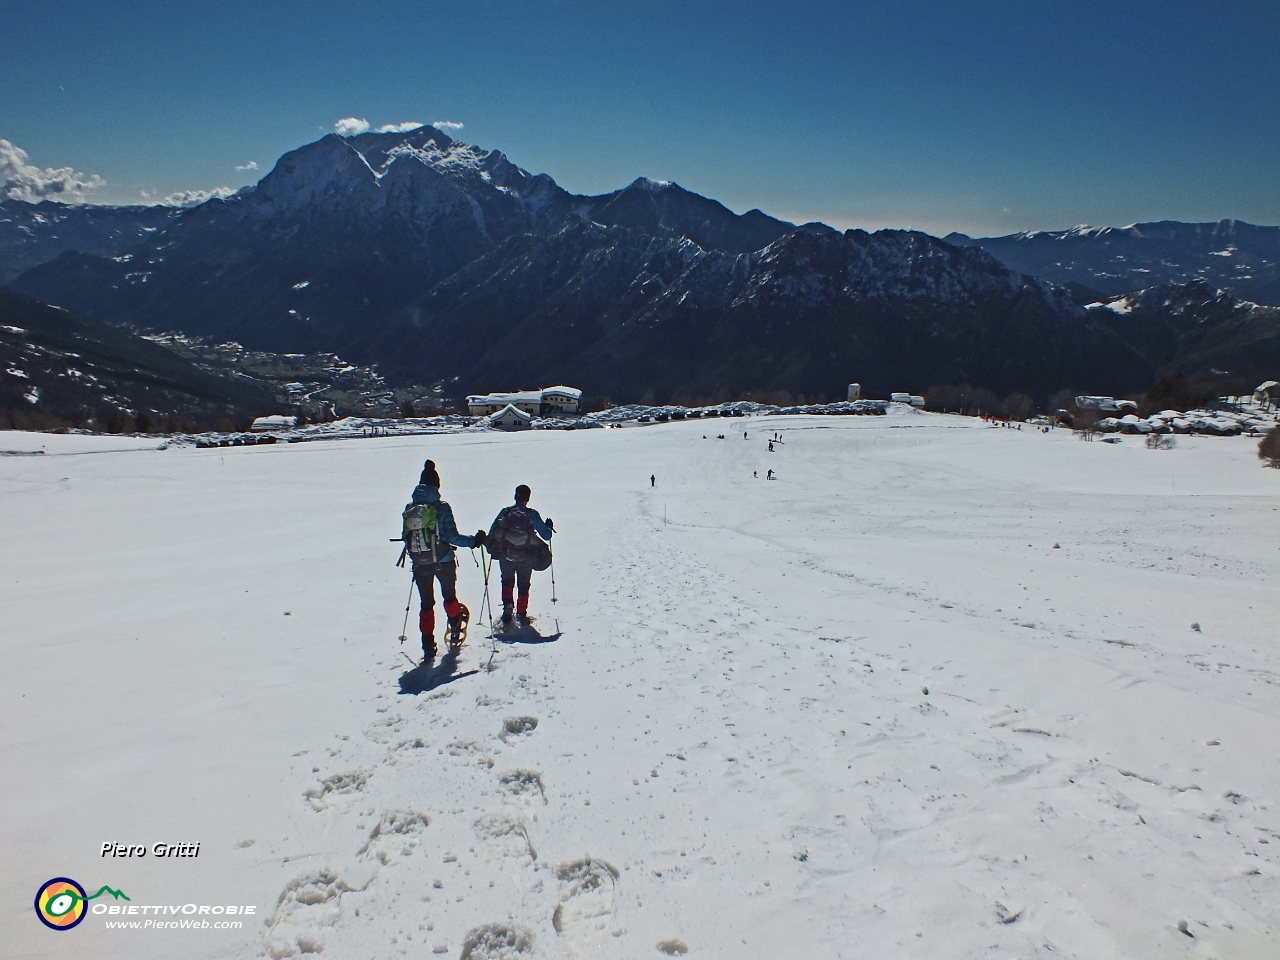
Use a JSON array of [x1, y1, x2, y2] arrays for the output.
[[420, 460, 441, 487], [514, 484, 531, 503]]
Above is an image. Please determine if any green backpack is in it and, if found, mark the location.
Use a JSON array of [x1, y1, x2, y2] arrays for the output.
[[402, 502, 440, 563]]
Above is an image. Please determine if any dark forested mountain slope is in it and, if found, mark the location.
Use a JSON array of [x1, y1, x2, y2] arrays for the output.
[[0, 287, 276, 425]]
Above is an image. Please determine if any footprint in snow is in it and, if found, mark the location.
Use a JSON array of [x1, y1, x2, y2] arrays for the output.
[[264, 867, 375, 958], [447, 740, 496, 768], [500, 716, 538, 742], [498, 768, 548, 805], [303, 771, 368, 811], [460, 922, 536, 959], [474, 813, 538, 866], [552, 857, 620, 951], [358, 809, 429, 864]]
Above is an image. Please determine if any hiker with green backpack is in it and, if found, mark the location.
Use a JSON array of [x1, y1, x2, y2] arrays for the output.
[[402, 460, 486, 660]]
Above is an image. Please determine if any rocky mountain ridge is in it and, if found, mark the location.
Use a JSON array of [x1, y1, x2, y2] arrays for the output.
[[0, 198, 181, 284], [948, 220, 1280, 306], [9, 126, 1268, 403]]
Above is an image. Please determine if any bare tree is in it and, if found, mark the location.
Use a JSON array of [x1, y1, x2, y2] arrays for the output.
[[1073, 406, 1101, 441], [1259, 426, 1280, 468], [969, 387, 1001, 417], [925, 384, 962, 412], [1001, 392, 1035, 421]]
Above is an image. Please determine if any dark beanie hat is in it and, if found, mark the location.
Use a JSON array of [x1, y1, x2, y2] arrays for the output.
[[420, 460, 441, 487], [514, 484, 531, 503]]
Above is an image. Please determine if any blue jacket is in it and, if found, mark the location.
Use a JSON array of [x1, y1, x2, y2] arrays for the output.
[[409, 484, 478, 565]]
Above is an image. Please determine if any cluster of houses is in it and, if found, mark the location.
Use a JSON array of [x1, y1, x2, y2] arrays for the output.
[[1076, 387, 1279, 436], [465, 386, 583, 430]]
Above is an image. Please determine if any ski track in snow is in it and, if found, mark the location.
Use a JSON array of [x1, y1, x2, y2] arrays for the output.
[[2, 417, 1279, 959]]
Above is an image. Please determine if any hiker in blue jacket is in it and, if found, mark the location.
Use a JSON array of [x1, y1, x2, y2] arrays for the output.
[[487, 484, 553, 629], [403, 460, 486, 658]]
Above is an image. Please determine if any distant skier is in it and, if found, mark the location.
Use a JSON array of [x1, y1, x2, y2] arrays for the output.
[[650, 474, 655, 487], [487, 484, 554, 630], [768, 441, 774, 452], [767, 468, 775, 480], [402, 460, 486, 660]]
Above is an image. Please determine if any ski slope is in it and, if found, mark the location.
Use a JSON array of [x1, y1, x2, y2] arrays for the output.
[[3, 412, 1278, 960]]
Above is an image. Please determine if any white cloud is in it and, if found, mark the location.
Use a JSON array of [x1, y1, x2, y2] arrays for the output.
[[375, 121, 424, 133], [0, 139, 106, 202], [161, 186, 236, 208], [335, 117, 370, 136], [433, 120, 464, 133], [235, 161, 259, 171]]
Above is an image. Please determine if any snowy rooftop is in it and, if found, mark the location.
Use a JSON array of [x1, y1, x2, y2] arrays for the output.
[[466, 391, 544, 405]]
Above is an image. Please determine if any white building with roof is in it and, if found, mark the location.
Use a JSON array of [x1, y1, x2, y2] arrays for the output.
[[249, 415, 298, 432], [466, 386, 583, 416], [490, 404, 534, 431]]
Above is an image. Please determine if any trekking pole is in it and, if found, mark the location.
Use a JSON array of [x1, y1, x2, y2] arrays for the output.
[[550, 556, 557, 604], [481, 547, 501, 673], [479, 546, 494, 626], [398, 573, 414, 644]]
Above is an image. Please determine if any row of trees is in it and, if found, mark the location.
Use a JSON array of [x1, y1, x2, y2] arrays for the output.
[[924, 385, 1040, 420], [1, 404, 268, 436]]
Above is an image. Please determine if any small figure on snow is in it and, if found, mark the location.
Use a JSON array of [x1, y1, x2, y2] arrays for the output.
[[402, 460, 486, 660], [487, 484, 554, 630], [767, 468, 775, 480], [650, 474, 655, 487], [768, 441, 774, 452]]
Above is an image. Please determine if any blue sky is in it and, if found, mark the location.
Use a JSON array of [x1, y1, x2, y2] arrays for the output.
[[2, 0, 1277, 235]]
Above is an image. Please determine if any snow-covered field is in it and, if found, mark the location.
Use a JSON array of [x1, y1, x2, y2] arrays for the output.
[[3, 412, 1278, 960]]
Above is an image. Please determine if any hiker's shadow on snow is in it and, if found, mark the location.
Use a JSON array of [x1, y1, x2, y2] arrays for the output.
[[493, 624, 562, 645], [398, 649, 479, 695]]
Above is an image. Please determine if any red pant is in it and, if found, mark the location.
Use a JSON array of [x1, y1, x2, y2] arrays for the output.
[[499, 558, 533, 614], [413, 560, 461, 636]]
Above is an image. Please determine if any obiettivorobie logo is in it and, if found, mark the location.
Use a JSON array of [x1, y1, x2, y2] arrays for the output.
[[35, 876, 257, 932], [35, 878, 129, 930]]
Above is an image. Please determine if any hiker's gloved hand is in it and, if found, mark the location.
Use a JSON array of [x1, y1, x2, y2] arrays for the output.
[[473, 530, 486, 547], [545, 518, 555, 532]]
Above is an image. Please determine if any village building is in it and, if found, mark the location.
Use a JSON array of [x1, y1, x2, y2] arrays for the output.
[[1074, 396, 1137, 414], [249, 415, 298, 432], [490, 403, 534, 431], [466, 386, 583, 417]]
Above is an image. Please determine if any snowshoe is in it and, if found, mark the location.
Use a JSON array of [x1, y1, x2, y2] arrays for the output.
[[516, 612, 535, 628], [447, 604, 469, 649]]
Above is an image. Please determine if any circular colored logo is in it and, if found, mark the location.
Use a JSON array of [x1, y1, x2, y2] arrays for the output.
[[35, 878, 88, 930]]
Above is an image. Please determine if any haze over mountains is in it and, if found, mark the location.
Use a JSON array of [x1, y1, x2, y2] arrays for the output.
[[5, 124, 1278, 407]]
